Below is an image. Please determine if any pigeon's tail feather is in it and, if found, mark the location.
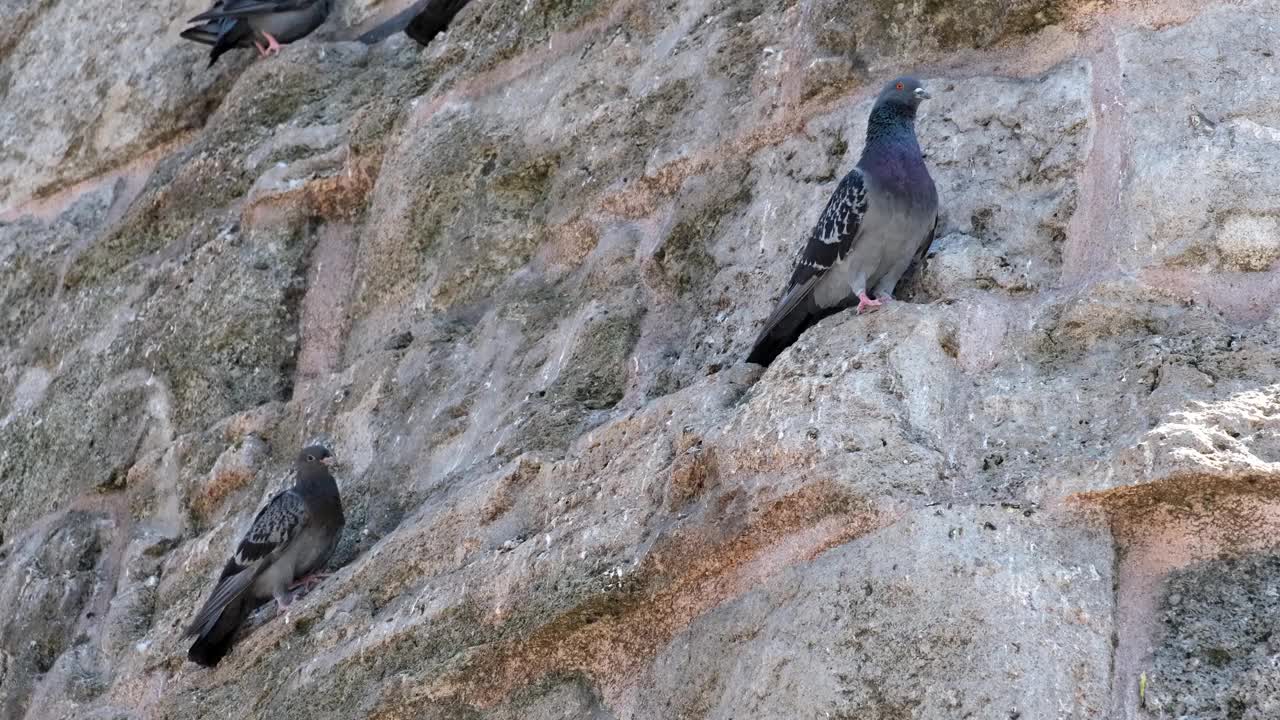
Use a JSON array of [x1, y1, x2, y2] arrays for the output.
[[180, 16, 250, 66], [746, 300, 825, 366], [405, 0, 470, 46], [184, 563, 258, 640], [746, 278, 835, 367], [180, 26, 219, 44], [208, 41, 234, 67], [187, 593, 251, 667]]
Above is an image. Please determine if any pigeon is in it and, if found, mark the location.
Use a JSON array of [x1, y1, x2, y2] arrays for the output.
[[404, 0, 471, 47], [180, 1, 255, 67], [352, 0, 468, 45], [746, 77, 939, 367], [185, 445, 345, 667], [182, 0, 331, 64]]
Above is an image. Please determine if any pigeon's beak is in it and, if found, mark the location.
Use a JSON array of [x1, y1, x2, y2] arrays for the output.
[[914, 87, 931, 100], [321, 456, 336, 467]]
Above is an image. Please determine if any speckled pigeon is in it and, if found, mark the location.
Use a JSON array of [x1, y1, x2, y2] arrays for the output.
[[746, 76, 938, 367], [185, 445, 345, 667], [183, 0, 330, 63]]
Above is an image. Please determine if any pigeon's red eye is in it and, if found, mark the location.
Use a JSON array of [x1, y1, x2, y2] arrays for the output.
[[896, 82, 904, 90]]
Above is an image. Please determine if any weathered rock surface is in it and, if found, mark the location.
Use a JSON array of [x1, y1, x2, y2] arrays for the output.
[[1, 0, 1279, 718]]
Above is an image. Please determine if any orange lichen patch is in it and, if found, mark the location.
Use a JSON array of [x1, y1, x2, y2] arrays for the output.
[[124, 458, 157, 493], [382, 480, 881, 712], [1072, 470, 1280, 550], [301, 152, 382, 220], [543, 216, 601, 269], [598, 156, 712, 220], [667, 445, 717, 510], [244, 151, 382, 226], [733, 109, 816, 156], [672, 428, 703, 456], [1070, 470, 1280, 717], [481, 455, 544, 524], [189, 465, 257, 522], [222, 403, 284, 444]]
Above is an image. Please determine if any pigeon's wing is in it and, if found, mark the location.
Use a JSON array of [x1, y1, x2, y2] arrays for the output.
[[785, 168, 870, 295], [228, 488, 310, 573], [897, 214, 938, 292], [188, 0, 233, 22], [183, 489, 310, 638], [180, 23, 223, 45], [191, 0, 314, 21], [746, 169, 869, 366], [181, 14, 254, 66]]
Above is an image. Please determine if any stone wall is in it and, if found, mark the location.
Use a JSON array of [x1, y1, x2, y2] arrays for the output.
[[1, 0, 1278, 718]]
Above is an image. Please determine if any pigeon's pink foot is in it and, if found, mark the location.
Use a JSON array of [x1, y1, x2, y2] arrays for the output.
[[262, 32, 282, 56], [288, 572, 331, 594], [855, 290, 884, 314], [271, 587, 303, 624]]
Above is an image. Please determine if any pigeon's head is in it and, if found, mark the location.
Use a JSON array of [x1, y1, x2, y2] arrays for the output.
[[297, 445, 334, 468], [876, 76, 931, 111]]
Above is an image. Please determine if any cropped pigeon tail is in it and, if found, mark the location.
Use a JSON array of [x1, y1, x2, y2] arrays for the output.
[[187, 593, 251, 667], [746, 292, 834, 367], [405, 0, 470, 46]]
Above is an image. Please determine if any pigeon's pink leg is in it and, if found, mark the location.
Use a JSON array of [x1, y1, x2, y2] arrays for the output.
[[254, 40, 269, 56], [262, 32, 282, 56], [271, 590, 294, 624], [855, 290, 884, 314], [288, 572, 331, 594]]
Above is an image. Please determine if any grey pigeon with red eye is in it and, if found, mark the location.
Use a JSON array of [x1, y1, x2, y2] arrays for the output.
[[747, 76, 939, 367], [184, 445, 345, 667], [183, 0, 331, 63]]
